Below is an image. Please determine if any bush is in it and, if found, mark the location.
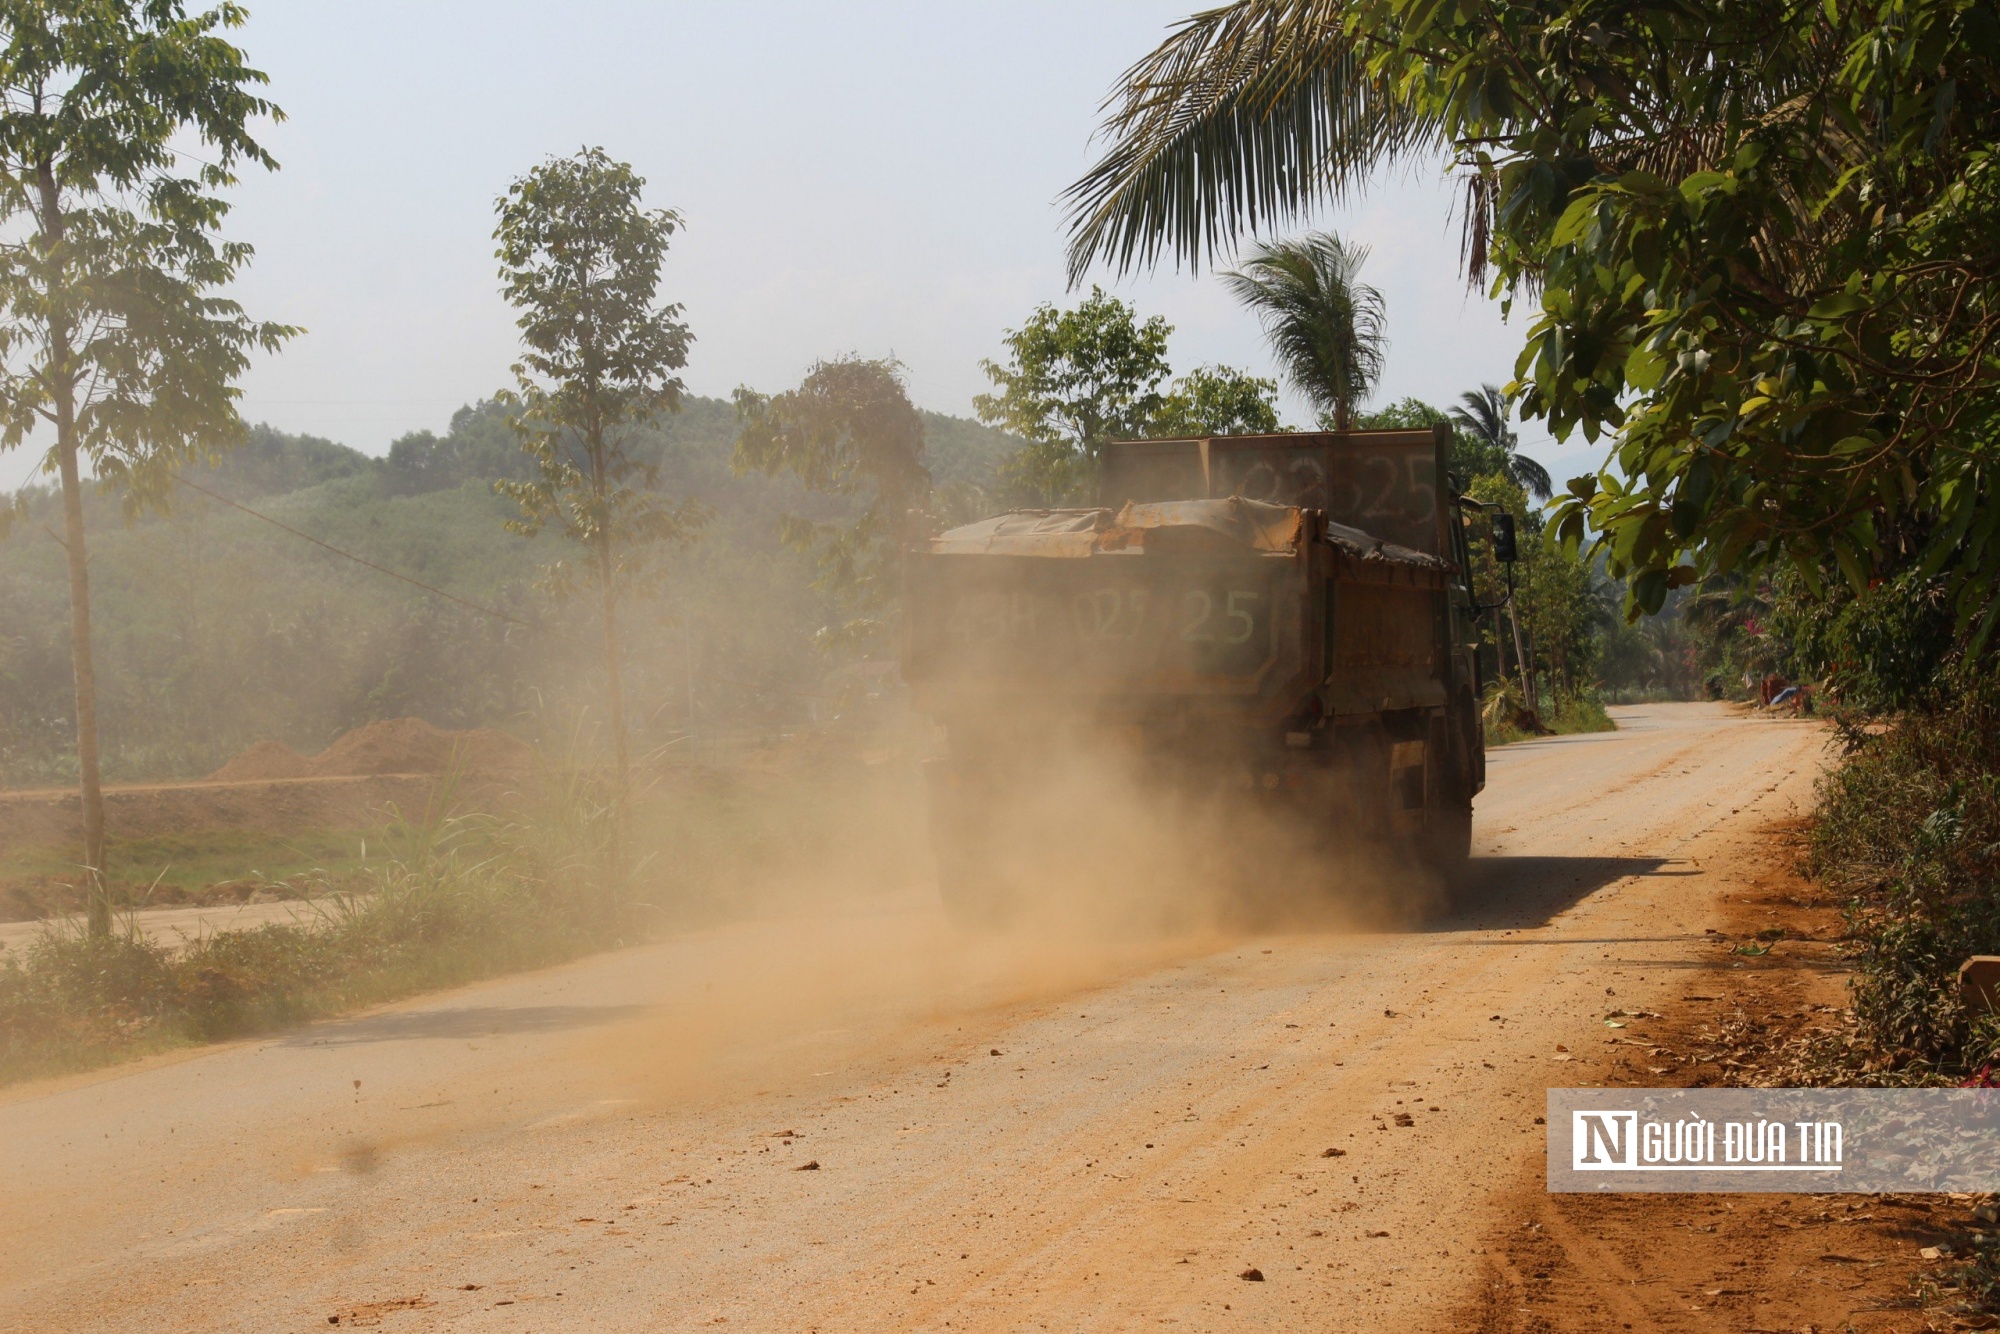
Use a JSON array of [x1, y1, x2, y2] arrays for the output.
[[1774, 565, 1960, 714], [1483, 682, 1616, 747], [1811, 674, 2000, 1078]]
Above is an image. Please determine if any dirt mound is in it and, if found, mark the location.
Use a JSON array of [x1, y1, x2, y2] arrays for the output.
[[206, 740, 312, 783], [305, 718, 534, 777], [208, 719, 534, 782]]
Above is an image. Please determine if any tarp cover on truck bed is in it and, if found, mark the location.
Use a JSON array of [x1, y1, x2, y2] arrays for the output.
[[926, 497, 1450, 583], [904, 497, 1451, 718]]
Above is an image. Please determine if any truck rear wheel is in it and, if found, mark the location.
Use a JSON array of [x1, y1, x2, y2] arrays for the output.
[[1423, 714, 1474, 875], [925, 759, 1020, 931]]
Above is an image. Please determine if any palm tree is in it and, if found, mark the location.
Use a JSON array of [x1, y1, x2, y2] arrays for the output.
[[1220, 233, 1383, 431], [1451, 385, 1552, 500]]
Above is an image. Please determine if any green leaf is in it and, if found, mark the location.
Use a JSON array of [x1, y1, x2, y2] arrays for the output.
[[1678, 170, 1731, 202], [1624, 345, 1667, 391], [1806, 292, 1867, 320], [1550, 195, 1600, 247], [1632, 567, 1669, 614], [1833, 541, 1870, 595]]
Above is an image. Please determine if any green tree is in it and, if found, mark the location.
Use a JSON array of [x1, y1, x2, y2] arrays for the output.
[[0, 0, 293, 935], [1594, 577, 1700, 702], [1467, 472, 1599, 714], [493, 146, 707, 810], [1151, 364, 1280, 436], [1064, 0, 2000, 644], [732, 355, 931, 653], [1451, 385, 1551, 501], [1219, 233, 1383, 431], [974, 286, 1171, 504]]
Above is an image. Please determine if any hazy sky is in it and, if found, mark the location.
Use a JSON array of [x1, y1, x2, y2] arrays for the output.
[[1, 0, 1602, 492]]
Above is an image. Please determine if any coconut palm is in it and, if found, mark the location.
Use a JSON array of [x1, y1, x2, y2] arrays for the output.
[[1220, 233, 1383, 431], [1060, 2, 1854, 289], [1451, 385, 1552, 500], [1061, 3, 1440, 283]]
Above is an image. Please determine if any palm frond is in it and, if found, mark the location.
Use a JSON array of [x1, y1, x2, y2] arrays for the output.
[[1451, 384, 1552, 499], [1064, 1, 1866, 296], [1221, 232, 1383, 426], [1449, 385, 1512, 451], [1508, 454, 1554, 503], [1061, 0, 1443, 284]]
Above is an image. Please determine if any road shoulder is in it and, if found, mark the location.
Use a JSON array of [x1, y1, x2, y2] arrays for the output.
[[1462, 818, 1966, 1333]]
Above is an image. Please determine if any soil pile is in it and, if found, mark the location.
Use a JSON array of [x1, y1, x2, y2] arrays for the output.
[[305, 718, 532, 777], [207, 718, 534, 782], [207, 740, 312, 783]]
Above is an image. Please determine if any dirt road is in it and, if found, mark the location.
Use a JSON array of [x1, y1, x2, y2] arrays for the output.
[[0, 703, 1827, 1332]]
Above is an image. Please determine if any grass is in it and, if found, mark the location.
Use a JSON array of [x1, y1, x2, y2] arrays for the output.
[[0, 737, 928, 1088], [0, 758, 628, 1086], [0, 826, 375, 922], [1482, 684, 1617, 747]]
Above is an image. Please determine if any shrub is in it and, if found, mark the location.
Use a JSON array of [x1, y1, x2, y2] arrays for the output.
[[1812, 674, 2000, 1077]]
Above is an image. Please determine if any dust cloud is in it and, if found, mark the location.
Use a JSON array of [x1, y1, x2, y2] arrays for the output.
[[580, 725, 1442, 1112], [921, 721, 1446, 934]]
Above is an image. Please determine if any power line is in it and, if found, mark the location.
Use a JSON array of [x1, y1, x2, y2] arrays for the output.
[[171, 473, 540, 630]]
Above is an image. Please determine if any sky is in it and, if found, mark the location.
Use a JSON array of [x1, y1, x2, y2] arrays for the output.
[[0, 0, 1606, 493]]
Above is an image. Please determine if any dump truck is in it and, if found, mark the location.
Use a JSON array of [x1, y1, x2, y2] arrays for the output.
[[900, 425, 1497, 924]]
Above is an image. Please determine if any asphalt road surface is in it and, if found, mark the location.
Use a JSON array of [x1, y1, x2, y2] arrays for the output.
[[0, 703, 1826, 1332]]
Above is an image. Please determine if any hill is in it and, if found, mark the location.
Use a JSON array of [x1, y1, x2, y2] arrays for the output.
[[0, 396, 1021, 785]]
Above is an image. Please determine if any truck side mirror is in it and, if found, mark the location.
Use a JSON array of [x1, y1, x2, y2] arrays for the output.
[[1490, 512, 1518, 564]]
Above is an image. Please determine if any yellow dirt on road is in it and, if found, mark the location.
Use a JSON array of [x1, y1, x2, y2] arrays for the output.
[[0, 703, 1825, 1332]]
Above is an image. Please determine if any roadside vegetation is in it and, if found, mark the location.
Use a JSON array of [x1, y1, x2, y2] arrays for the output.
[[0, 743, 922, 1087], [1807, 676, 2000, 1083], [0, 760, 623, 1085], [1481, 683, 1614, 748], [0, 827, 370, 923]]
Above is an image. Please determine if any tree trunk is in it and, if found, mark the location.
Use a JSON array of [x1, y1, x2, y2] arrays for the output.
[[598, 534, 630, 798], [40, 164, 110, 937], [1522, 621, 1541, 716], [57, 441, 109, 936], [595, 523, 630, 902]]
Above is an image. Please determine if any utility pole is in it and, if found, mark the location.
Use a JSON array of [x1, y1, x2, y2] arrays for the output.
[[1507, 598, 1536, 716]]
